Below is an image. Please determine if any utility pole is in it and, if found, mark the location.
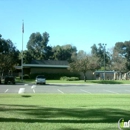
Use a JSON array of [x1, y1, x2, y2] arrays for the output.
[[21, 20, 24, 81], [102, 43, 107, 80]]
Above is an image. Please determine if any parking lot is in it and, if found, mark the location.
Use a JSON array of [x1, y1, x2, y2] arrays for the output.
[[0, 83, 130, 94]]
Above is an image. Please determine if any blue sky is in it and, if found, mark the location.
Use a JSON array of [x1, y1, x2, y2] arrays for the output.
[[1, 0, 130, 53]]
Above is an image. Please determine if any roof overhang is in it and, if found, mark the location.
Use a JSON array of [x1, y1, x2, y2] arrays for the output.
[[94, 71, 120, 73], [15, 64, 69, 69]]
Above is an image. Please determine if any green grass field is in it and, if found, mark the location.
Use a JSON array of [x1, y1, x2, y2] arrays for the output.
[[16, 78, 130, 84], [47, 80, 130, 84], [0, 94, 130, 130]]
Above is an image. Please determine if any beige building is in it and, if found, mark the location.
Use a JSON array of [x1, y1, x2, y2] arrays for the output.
[[15, 60, 76, 79], [94, 71, 122, 80], [15, 60, 96, 80], [23, 60, 70, 75], [16, 61, 126, 80]]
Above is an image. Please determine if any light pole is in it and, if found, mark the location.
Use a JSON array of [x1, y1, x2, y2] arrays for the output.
[[102, 43, 107, 80], [21, 20, 24, 82]]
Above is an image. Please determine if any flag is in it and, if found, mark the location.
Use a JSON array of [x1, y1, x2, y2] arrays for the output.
[[22, 21, 24, 33]]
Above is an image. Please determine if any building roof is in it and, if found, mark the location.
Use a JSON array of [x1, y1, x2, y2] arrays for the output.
[[15, 60, 69, 69], [31, 60, 69, 65], [95, 70, 120, 73]]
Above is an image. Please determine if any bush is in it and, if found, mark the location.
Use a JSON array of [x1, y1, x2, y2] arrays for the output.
[[60, 76, 79, 81], [60, 76, 69, 80], [23, 74, 30, 79], [68, 77, 79, 81], [20, 74, 30, 79]]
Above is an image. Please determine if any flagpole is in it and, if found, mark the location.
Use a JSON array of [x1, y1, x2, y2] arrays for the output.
[[21, 20, 24, 82]]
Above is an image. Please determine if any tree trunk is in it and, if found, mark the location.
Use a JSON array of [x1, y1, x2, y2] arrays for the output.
[[83, 72, 86, 82]]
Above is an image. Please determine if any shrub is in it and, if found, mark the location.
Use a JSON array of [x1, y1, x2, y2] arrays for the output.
[[60, 76, 79, 81], [20, 74, 30, 79], [23, 74, 30, 79], [60, 76, 69, 80]]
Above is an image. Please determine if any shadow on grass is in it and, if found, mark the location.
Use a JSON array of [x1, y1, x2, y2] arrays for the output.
[[21, 95, 32, 98], [0, 104, 130, 124], [90, 80, 123, 84]]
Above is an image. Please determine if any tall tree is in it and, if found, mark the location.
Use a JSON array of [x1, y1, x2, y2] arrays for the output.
[[68, 50, 100, 82], [0, 35, 19, 76], [51, 44, 77, 62], [123, 41, 130, 70], [91, 43, 110, 70], [114, 41, 130, 70], [111, 49, 127, 72], [114, 42, 125, 55], [19, 50, 32, 64], [26, 32, 51, 60], [91, 44, 98, 56]]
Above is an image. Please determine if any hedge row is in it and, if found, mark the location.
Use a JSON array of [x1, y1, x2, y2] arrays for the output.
[[22, 73, 80, 80]]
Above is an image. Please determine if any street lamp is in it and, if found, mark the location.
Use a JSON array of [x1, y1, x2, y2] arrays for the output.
[[102, 43, 107, 80]]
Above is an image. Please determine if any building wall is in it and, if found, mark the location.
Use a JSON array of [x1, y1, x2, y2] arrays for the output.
[[80, 70, 95, 80], [23, 67, 97, 80], [24, 68, 30, 74], [30, 67, 71, 74], [94, 71, 121, 80]]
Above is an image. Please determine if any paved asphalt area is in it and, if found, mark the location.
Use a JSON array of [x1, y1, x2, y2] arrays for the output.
[[0, 83, 130, 94]]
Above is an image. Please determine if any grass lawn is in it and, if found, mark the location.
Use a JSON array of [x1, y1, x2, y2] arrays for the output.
[[47, 79, 130, 84], [16, 78, 130, 84], [0, 94, 130, 130]]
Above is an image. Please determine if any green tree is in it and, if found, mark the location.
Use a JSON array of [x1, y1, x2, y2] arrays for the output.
[[111, 49, 127, 72], [113, 41, 130, 70], [19, 50, 32, 64], [44, 46, 53, 60], [68, 50, 100, 82], [91, 44, 98, 56], [123, 41, 130, 70], [114, 42, 125, 55], [26, 32, 51, 60], [91, 43, 110, 70], [0, 35, 19, 76], [51, 44, 77, 62]]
